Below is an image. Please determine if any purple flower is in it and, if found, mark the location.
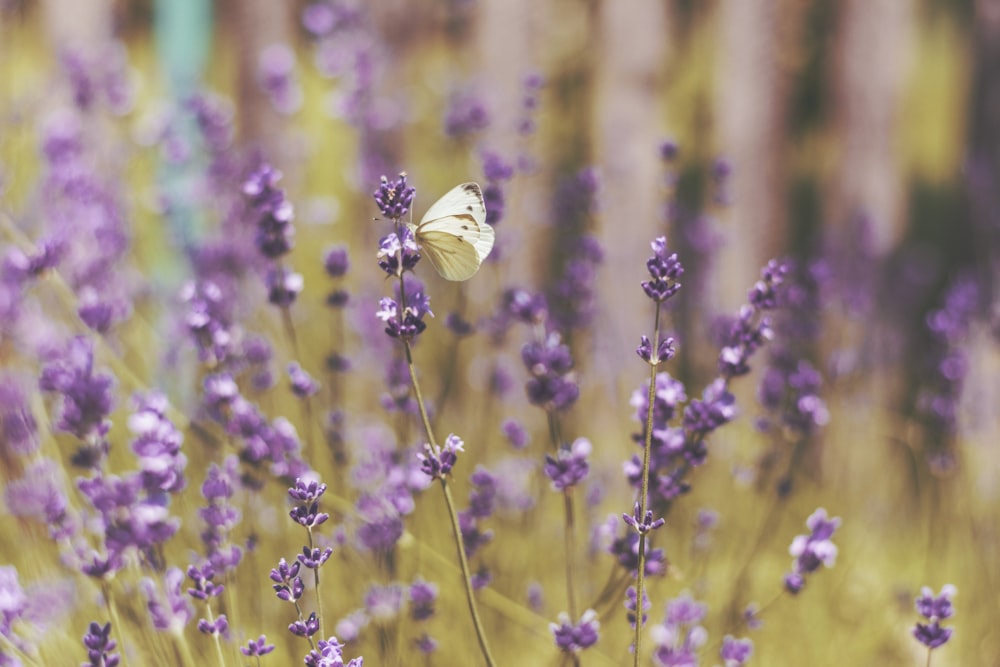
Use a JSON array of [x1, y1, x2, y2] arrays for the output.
[[196, 614, 228, 638], [270, 558, 304, 602], [521, 331, 579, 412], [444, 89, 490, 138], [141, 568, 192, 633], [243, 163, 295, 259], [186, 563, 224, 601], [128, 392, 186, 495], [408, 579, 438, 621], [720, 635, 753, 666], [257, 43, 303, 114], [289, 611, 320, 637], [650, 594, 708, 666], [417, 434, 465, 480], [784, 508, 840, 594], [288, 362, 320, 398], [641, 237, 684, 303], [550, 609, 600, 653], [298, 545, 334, 569], [624, 586, 650, 629], [82, 621, 120, 667], [324, 245, 350, 277], [376, 228, 421, 277], [241, 634, 275, 657], [364, 583, 404, 622], [304, 635, 364, 667], [266, 266, 303, 307], [622, 502, 665, 535], [373, 173, 415, 221], [39, 337, 115, 443], [543, 437, 591, 490], [636, 335, 676, 365], [913, 585, 956, 650], [503, 288, 548, 325], [500, 418, 529, 449]]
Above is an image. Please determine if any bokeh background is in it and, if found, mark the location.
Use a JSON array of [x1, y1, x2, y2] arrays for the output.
[[1, 0, 998, 665]]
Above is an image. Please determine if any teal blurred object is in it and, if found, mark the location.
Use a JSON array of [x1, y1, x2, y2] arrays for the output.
[[152, 0, 213, 394], [153, 0, 213, 273]]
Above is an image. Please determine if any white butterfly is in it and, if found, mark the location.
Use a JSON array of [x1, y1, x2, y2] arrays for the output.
[[408, 182, 494, 281]]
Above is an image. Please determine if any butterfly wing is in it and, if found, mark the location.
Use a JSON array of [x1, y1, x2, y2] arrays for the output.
[[416, 182, 495, 281]]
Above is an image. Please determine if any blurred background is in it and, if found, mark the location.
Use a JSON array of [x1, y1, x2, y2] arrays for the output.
[[1, 0, 999, 665]]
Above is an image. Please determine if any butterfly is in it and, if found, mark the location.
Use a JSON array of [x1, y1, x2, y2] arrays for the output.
[[408, 182, 494, 281]]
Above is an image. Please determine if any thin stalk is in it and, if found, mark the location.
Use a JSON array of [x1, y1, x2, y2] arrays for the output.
[[103, 584, 132, 667], [202, 603, 227, 667], [395, 265, 496, 667], [633, 300, 662, 665], [308, 527, 326, 640]]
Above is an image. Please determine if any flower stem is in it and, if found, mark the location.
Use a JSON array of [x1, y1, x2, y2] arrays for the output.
[[102, 584, 132, 667], [633, 300, 662, 665], [308, 528, 326, 639]]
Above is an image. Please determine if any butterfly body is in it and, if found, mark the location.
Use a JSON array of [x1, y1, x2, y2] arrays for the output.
[[408, 182, 494, 281]]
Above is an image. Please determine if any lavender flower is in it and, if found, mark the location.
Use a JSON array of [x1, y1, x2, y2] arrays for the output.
[[444, 89, 490, 139], [38, 336, 115, 444], [720, 635, 753, 666], [783, 508, 840, 594], [270, 558, 305, 602], [258, 43, 303, 114], [243, 163, 295, 260], [641, 236, 683, 303], [376, 228, 421, 277], [241, 634, 276, 657], [543, 437, 591, 490], [521, 331, 579, 412], [304, 636, 364, 667], [266, 266, 304, 307], [324, 245, 350, 278], [373, 173, 415, 221], [417, 434, 465, 480], [549, 609, 600, 653], [288, 362, 320, 398], [913, 585, 956, 650], [81, 621, 120, 667], [649, 594, 708, 667], [408, 579, 438, 621]]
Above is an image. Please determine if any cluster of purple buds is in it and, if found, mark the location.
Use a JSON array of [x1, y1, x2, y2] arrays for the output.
[[324, 245, 350, 309], [376, 228, 421, 277], [288, 478, 331, 529], [622, 502, 665, 535], [82, 621, 120, 667], [304, 636, 364, 667], [503, 288, 548, 326], [650, 594, 708, 666], [443, 89, 490, 139], [243, 163, 295, 260], [913, 585, 956, 650], [288, 362, 320, 398], [373, 173, 415, 221], [38, 336, 115, 461], [481, 150, 513, 227], [376, 287, 432, 341], [550, 609, 600, 653], [517, 72, 544, 137], [521, 331, 579, 412], [271, 557, 305, 603], [641, 236, 683, 303], [128, 392, 186, 496], [257, 43, 303, 115], [624, 586, 651, 629], [717, 259, 789, 379], [543, 437, 591, 490], [417, 434, 464, 481], [783, 508, 840, 594], [241, 635, 276, 658], [720, 635, 754, 666]]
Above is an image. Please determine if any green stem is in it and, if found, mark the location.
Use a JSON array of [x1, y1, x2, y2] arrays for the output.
[[202, 603, 227, 667], [395, 261, 496, 666], [440, 477, 498, 667], [633, 300, 662, 665], [309, 528, 326, 640], [103, 584, 132, 667]]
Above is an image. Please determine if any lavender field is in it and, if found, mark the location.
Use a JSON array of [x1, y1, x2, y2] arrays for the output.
[[0, 1, 995, 666]]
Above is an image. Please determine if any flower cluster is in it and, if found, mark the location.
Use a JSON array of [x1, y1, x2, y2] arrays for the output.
[[783, 508, 840, 594], [417, 434, 465, 481], [521, 331, 579, 412], [718, 259, 789, 379], [649, 594, 707, 666], [550, 609, 600, 653], [242, 163, 303, 307], [82, 621, 121, 667], [543, 437, 592, 490], [913, 584, 956, 650], [641, 236, 683, 303], [373, 173, 416, 221]]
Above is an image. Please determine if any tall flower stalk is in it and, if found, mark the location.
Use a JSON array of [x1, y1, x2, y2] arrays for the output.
[[629, 236, 682, 663], [372, 173, 496, 667]]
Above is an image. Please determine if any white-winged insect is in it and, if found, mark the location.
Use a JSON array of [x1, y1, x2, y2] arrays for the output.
[[408, 182, 494, 281]]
